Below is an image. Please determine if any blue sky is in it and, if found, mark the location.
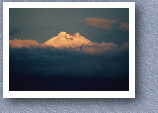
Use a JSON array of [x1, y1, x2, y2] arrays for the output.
[[9, 8, 129, 44]]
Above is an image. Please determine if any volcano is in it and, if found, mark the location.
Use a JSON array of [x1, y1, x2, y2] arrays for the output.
[[44, 32, 93, 48]]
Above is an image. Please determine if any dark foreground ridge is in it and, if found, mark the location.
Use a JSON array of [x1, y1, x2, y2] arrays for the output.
[[10, 74, 129, 91]]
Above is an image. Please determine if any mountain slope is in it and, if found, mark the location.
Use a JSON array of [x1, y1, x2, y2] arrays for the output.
[[44, 32, 93, 48]]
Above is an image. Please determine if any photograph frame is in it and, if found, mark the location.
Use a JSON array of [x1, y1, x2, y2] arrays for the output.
[[3, 2, 135, 98]]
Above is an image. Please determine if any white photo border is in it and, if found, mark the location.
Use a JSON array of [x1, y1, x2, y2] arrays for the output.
[[3, 2, 135, 98]]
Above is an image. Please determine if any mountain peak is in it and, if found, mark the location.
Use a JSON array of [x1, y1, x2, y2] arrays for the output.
[[58, 31, 67, 36], [58, 31, 81, 37], [44, 32, 92, 48]]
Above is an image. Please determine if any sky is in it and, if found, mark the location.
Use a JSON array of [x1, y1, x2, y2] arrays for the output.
[[9, 8, 129, 44], [9, 8, 129, 91]]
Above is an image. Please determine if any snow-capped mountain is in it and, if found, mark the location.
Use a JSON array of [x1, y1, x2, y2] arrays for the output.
[[9, 31, 122, 54], [44, 32, 93, 48]]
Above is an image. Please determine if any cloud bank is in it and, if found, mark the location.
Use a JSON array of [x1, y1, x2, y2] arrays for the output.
[[10, 44, 129, 78], [85, 18, 117, 29], [9, 39, 128, 54], [9, 42, 129, 91], [9, 38, 129, 77]]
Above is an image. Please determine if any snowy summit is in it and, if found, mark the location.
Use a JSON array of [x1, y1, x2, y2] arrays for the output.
[[44, 32, 93, 48]]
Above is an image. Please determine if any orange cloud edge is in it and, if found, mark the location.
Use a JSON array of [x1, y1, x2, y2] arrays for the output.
[[85, 18, 117, 29], [84, 18, 129, 32], [9, 39, 128, 54]]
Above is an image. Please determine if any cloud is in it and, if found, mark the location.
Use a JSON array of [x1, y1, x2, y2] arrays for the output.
[[9, 39, 125, 54], [76, 42, 118, 54], [9, 39, 129, 76], [119, 22, 129, 31], [9, 39, 45, 48], [85, 18, 117, 29], [9, 45, 129, 78]]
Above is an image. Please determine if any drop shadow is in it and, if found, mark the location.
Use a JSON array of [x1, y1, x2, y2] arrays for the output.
[[6, 4, 143, 105]]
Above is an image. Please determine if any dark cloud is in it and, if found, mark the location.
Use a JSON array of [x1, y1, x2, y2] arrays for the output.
[[9, 46, 129, 91]]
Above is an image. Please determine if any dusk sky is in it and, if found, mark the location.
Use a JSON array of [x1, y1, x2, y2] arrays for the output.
[[9, 8, 129, 44]]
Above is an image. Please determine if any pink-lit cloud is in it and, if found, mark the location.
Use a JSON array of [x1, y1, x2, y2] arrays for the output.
[[9, 39, 128, 54], [9, 39, 41, 48], [119, 22, 129, 31], [85, 18, 117, 29]]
